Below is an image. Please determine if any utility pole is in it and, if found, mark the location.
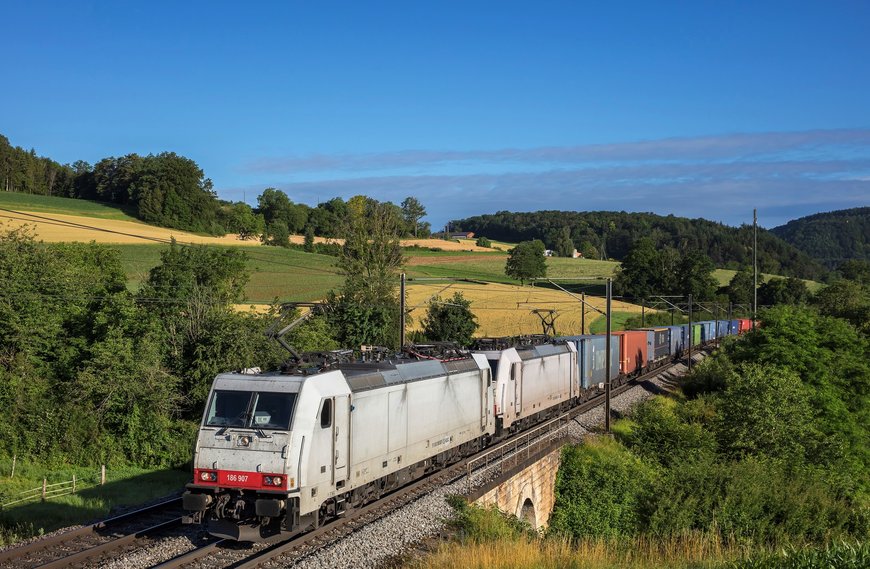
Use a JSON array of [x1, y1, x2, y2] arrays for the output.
[[581, 292, 586, 334], [687, 293, 693, 371], [399, 273, 406, 347], [641, 301, 645, 327], [753, 208, 758, 330], [604, 278, 613, 433]]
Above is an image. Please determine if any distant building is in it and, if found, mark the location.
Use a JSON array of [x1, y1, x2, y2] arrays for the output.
[[449, 231, 475, 239]]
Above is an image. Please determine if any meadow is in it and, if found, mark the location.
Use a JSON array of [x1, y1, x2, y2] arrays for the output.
[[0, 456, 188, 545]]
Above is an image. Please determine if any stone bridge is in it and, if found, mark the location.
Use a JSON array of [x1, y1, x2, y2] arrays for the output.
[[465, 438, 565, 530]]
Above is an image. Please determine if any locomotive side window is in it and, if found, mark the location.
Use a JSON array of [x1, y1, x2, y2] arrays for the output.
[[205, 390, 297, 430], [320, 399, 332, 429]]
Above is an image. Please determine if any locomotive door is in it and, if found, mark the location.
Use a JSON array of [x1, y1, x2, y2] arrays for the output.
[[333, 395, 350, 484], [512, 363, 523, 414]]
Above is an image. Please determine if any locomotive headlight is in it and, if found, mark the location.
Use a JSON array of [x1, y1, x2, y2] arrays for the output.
[[199, 470, 217, 482], [262, 474, 284, 487], [237, 435, 251, 447]]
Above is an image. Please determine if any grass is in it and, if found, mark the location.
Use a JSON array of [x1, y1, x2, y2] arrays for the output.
[[0, 191, 139, 221], [115, 243, 344, 301], [713, 269, 824, 293], [406, 535, 870, 569], [588, 311, 637, 333], [0, 455, 189, 545]]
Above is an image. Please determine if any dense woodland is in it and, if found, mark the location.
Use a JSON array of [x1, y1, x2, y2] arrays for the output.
[[772, 207, 870, 268], [453, 210, 828, 280]]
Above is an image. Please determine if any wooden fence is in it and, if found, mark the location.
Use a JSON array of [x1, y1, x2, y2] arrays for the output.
[[1, 461, 106, 509]]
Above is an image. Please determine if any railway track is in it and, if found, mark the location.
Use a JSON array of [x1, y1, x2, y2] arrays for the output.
[[2, 350, 707, 569], [0, 497, 187, 569]]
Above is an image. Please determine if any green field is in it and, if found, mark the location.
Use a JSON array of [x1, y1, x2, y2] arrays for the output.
[[0, 456, 188, 545], [116, 243, 621, 303], [713, 268, 823, 292], [116, 243, 344, 301], [0, 191, 139, 221]]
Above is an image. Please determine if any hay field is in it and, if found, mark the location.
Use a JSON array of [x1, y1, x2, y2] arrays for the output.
[[0, 209, 256, 246], [406, 282, 643, 337], [1, 208, 497, 253]]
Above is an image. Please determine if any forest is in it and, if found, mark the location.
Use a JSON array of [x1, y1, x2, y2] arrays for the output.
[[452, 210, 828, 281], [772, 207, 870, 268]]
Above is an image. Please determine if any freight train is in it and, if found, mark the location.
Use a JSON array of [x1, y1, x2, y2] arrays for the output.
[[182, 318, 752, 541]]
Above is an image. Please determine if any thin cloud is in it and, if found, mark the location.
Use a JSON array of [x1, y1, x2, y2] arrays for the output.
[[243, 128, 870, 174]]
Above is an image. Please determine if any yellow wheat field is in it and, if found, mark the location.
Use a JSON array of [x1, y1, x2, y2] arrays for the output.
[[0, 209, 495, 252], [406, 282, 642, 337]]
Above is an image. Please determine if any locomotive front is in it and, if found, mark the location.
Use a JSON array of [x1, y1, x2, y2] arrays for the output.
[[182, 372, 303, 541]]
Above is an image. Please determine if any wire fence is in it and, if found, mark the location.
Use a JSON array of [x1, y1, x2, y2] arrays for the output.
[[0, 458, 107, 509]]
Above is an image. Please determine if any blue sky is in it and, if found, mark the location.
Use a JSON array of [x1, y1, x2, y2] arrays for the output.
[[2, 1, 869, 228]]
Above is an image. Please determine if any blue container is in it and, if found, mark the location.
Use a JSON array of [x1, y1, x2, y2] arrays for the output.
[[729, 319, 740, 335], [716, 320, 730, 338], [698, 320, 716, 342], [666, 325, 687, 354], [558, 335, 620, 389]]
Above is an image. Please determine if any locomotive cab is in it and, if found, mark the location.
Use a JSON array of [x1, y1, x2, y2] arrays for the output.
[[182, 369, 351, 541]]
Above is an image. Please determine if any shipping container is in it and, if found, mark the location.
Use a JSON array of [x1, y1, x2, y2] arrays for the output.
[[639, 328, 670, 361], [691, 323, 703, 345], [612, 331, 648, 375], [716, 320, 730, 338], [738, 318, 753, 334], [698, 320, 717, 343], [557, 335, 620, 389], [666, 325, 687, 355], [729, 319, 740, 336]]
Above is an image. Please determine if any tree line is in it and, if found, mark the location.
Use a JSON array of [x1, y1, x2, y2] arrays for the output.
[[771, 206, 870, 269], [452, 210, 828, 281], [0, 133, 431, 241]]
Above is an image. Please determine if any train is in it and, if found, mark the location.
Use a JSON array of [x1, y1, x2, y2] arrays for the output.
[[181, 317, 752, 541]]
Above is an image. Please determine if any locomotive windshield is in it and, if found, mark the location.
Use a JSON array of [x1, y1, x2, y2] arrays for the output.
[[205, 390, 297, 430]]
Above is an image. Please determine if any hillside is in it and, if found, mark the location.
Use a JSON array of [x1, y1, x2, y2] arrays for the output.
[[771, 207, 870, 268], [452, 210, 828, 281]]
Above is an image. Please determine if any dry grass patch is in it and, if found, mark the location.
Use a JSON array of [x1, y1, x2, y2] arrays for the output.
[[406, 282, 642, 337], [1, 210, 258, 246]]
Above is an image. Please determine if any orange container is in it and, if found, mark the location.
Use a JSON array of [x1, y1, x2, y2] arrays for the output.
[[612, 331, 648, 375]]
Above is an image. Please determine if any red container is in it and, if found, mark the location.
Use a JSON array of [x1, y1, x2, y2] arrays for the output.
[[738, 319, 753, 334], [612, 331, 648, 375]]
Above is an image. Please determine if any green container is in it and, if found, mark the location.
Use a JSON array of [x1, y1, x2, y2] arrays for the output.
[[692, 324, 703, 345]]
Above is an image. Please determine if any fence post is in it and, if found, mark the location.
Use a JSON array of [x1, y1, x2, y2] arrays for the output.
[[10, 454, 15, 479], [72, 474, 76, 493], [42, 478, 47, 501], [101, 465, 106, 485]]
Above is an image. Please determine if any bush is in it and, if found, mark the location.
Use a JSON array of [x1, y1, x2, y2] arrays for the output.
[[549, 439, 656, 538]]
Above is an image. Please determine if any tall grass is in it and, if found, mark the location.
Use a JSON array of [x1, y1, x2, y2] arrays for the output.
[[408, 535, 869, 569]]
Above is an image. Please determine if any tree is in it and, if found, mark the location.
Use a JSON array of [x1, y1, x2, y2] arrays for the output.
[[220, 202, 264, 240], [257, 188, 309, 234], [422, 292, 479, 346], [475, 236, 492, 248], [554, 227, 575, 257], [401, 196, 427, 237], [757, 276, 808, 306], [614, 238, 662, 299], [505, 240, 547, 284], [726, 266, 754, 305], [327, 197, 406, 349], [677, 251, 718, 300], [303, 225, 315, 252], [578, 240, 599, 260]]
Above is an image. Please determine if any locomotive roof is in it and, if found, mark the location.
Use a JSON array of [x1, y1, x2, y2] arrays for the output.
[[339, 357, 482, 392], [515, 342, 572, 360]]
